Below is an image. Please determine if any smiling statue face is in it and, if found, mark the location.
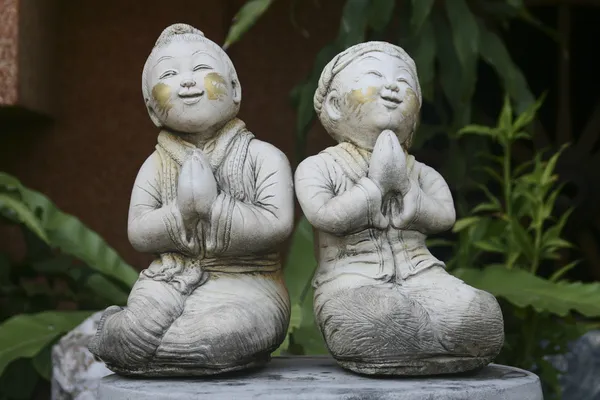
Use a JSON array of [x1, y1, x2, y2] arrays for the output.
[[326, 52, 420, 150], [145, 40, 239, 134]]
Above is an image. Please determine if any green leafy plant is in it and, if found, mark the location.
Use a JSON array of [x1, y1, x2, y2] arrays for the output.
[[224, 0, 548, 161], [451, 95, 600, 398], [0, 173, 137, 399], [273, 217, 327, 356]]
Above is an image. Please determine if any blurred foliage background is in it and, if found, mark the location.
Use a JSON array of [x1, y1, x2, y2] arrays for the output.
[[1, 1, 600, 399]]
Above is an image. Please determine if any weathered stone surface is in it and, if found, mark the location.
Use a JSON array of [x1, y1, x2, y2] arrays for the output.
[[550, 329, 600, 400], [51, 312, 111, 400], [88, 23, 294, 377], [294, 41, 504, 375], [97, 356, 543, 400]]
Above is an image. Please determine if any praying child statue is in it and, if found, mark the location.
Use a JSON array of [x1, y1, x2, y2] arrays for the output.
[[89, 24, 294, 376], [295, 42, 505, 376]]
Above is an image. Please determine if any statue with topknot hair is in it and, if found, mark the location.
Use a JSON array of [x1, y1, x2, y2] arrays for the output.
[[89, 24, 294, 377], [295, 41, 505, 376]]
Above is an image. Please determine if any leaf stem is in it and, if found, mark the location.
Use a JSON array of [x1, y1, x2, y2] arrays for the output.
[[523, 308, 539, 369], [503, 138, 513, 268], [531, 217, 542, 275]]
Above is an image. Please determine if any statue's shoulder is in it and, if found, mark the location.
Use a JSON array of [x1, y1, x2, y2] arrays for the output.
[[295, 147, 341, 180], [137, 149, 162, 172], [246, 138, 290, 168]]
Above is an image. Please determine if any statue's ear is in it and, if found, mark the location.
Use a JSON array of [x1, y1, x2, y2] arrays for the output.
[[146, 99, 162, 127], [231, 78, 242, 104], [324, 89, 342, 123]]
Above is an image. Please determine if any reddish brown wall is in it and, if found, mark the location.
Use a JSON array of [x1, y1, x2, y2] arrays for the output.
[[0, 0, 341, 269]]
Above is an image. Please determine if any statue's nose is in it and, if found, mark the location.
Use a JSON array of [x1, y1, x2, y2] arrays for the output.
[[181, 78, 196, 88], [385, 82, 400, 92]]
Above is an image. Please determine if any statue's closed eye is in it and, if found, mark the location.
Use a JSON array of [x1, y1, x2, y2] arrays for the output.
[[160, 70, 177, 79], [367, 70, 384, 78], [193, 64, 213, 71]]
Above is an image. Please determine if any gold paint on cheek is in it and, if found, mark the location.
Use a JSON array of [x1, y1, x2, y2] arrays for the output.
[[402, 88, 419, 115], [347, 86, 378, 109], [400, 88, 420, 150], [152, 83, 172, 114], [204, 72, 227, 100]]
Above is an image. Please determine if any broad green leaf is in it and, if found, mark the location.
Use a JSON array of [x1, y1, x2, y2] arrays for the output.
[[86, 274, 129, 305], [445, 0, 479, 69], [223, 0, 274, 49], [293, 44, 340, 160], [410, 0, 435, 33], [32, 345, 52, 380], [0, 358, 39, 400], [283, 220, 327, 356], [0, 311, 93, 375], [292, 285, 328, 355], [434, 12, 467, 124], [0, 173, 21, 191], [19, 187, 138, 288], [411, 19, 436, 101], [294, 82, 317, 160], [272, 304, 303, 356], [454, 265, 600, 317], [289, 303, 303, 330], [0, 194, 48, 243], [452, 216, 481, 233], [284, 217, 317, 304], [478, 23, 534, 112], [368, 0, 395, 32], [338, 0, 371, 48]]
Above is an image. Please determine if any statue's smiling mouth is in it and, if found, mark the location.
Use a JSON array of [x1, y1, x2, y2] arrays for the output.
[[380, 94, 402, 109], [178, 90, 204, 105]]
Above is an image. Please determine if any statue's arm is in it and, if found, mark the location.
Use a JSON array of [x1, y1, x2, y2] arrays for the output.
[[403, 163, 456, 234], [204, 141, 294, 255], [127, 153, 200, 255], [295, 155, 385, 235]]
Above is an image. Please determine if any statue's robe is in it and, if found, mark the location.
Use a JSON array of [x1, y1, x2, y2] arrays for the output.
[[295, 142, 504, 373], [90, 119, 293, 376]]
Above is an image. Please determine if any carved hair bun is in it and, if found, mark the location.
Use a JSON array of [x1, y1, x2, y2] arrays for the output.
[[155, 23, 205, 46]]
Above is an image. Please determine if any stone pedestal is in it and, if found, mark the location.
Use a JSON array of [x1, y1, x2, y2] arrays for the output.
[[97, 356, 543, 400]]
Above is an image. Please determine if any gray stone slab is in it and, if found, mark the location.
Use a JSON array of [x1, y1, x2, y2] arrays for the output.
[[97, 356, 543, 399]]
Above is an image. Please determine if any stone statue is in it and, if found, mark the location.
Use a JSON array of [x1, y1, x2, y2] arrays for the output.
[[89, 24, 294, 377], [294, 42, 505, 376]]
